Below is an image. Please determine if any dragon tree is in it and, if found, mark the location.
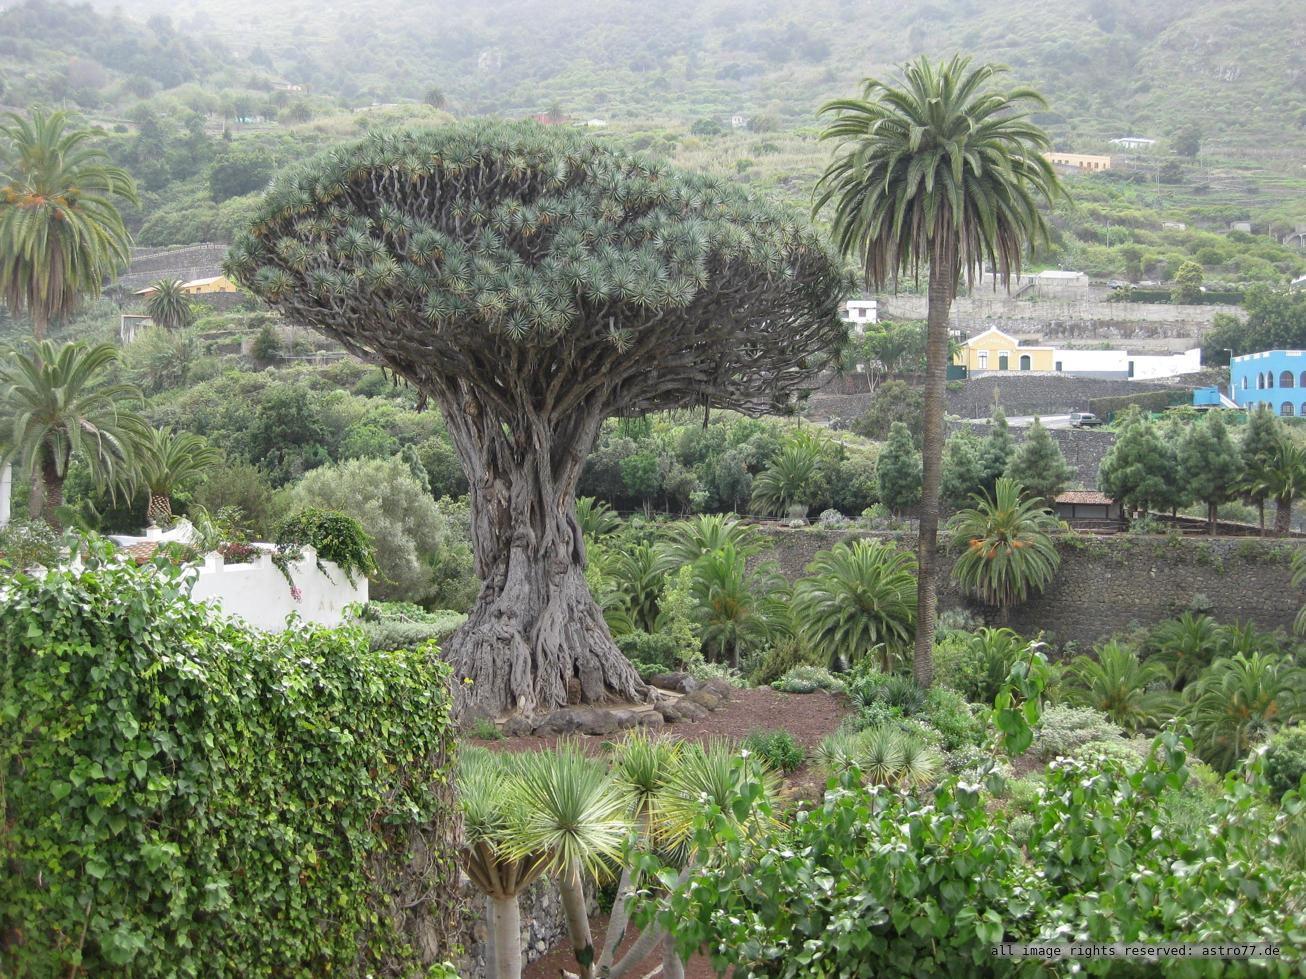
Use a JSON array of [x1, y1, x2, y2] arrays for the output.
[[228, 122, 848, 718]]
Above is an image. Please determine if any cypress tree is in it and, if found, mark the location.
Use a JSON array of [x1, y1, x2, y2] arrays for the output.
[[1177, 412, 1242, 534], [941, 429, 985, 510], [1005, 417, 1073, 506], [1098, 411, 1181, 517], [978, 404, 1013, 495], [1238, 404, 1283, 534], [878, 421, 923, 515]]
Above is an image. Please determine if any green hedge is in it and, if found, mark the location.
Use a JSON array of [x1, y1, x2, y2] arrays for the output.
[[1089, 389, 1191, 420], [0, 544, 459, 977], [358, 602, 466, 651]]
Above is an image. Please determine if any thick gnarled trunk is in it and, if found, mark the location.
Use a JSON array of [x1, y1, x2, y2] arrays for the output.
[[439, 388, 645, 719]]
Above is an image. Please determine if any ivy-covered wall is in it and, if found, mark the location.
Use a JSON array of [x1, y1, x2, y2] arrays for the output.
[[0, 548, 460, 977], [759, 528, 1306, 646]]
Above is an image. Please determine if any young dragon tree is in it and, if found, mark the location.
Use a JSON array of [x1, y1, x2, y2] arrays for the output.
[[228, 122, 848, 718]]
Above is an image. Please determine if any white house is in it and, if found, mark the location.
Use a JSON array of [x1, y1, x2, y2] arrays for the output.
[[730, 114, 747, 129], [841, 299, 878, 330], [1034, 269, 1090, 298]]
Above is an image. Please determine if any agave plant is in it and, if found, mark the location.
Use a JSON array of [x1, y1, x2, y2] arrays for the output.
[[946, 476, 1061, 613], [658, 512, 766, 566], [1143, 612, 1220, 690], [1184, 653, 1305, 772], [792, 538, 917, 671], [817, 725, 941, 788], [1065, 641, 1177, 734]]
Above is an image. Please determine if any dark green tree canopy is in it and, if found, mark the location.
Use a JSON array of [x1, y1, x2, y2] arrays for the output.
[[227, 122, 849, 422]]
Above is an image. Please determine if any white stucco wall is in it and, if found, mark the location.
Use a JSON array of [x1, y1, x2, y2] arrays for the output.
[[186, 545, 367, 631], [1055, 349, 1128, 374], [1130, 348, 1202, 380]]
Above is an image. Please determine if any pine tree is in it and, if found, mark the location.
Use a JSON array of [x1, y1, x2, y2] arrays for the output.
[[941, 429, 985, 510], [878, 421, 922, 515], [1098, 411, 1181, 517], [1238, 405, 1283, 533], [978, 404, 1013, 495], [1004, 418, 1073, 506], [1177, 413, 1242, 534]]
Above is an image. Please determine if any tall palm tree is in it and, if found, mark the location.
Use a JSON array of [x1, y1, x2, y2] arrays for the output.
[[0, 108, 138, 339], [946, 476, 1061, 616], [1144, 612, 1219, 690], [1251, 439, 1306, 536], [136, 426, 223, 526], [0, 340, 143, 526], [144, 277, 196, 331], [792, 538, 917, 671], [816, 56, 1061, 685], [607, 541, 677, 633], [1065, 641, 1177, 734]]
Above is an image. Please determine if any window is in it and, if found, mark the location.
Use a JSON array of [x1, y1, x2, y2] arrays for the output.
[[1056, 361, 1063, 372], [1241, 376, 1248, 390], [978, 351, 988, 369], [1281, 371, 1295, 388], [1019, 354, 1031, 371], [1282, 402, 1295, 417], [1257, 373, 1264, 390], [1300, 370, 1306, 387], [999, 352, 1009, 371], [1268, 372, 1275, 389], [1128, 360, 1135, 378]]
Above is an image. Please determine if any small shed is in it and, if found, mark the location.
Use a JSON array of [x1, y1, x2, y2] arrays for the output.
[[1054, 490, 1123, 528]]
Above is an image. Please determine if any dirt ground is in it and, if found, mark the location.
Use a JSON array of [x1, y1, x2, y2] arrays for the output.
[[478, 686, 852, 978]]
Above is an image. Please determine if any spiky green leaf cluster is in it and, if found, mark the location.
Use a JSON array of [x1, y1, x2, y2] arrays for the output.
[[227, 121, 849, 417]]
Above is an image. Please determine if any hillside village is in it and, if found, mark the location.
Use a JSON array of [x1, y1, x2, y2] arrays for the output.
[[3, 1, 1306, 977]]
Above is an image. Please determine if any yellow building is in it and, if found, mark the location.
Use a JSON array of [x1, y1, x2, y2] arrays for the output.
[[135, 275, 241, 297], [1043, 152, 1112, 172], [954, 327, 1055, 373]]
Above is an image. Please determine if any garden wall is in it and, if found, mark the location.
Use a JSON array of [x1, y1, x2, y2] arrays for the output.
[[186, 545, 367, 630], [757, 528, 1305, 647]]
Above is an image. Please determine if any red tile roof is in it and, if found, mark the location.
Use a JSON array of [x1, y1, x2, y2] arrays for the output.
[[1055, 491, 1114, 505]]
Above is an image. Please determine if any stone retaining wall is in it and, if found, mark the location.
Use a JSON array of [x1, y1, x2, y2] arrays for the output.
[[757, 528, 1305, 646]]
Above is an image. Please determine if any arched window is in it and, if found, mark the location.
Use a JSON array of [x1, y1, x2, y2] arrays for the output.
[[1257, 373, 1265, 389], [1300, 370, 1306, 387], [1019, 354, 1032, 371], [1281, 371, 1295, 388], [1268, 372, 1275, 389], [1281, 402, 1295, 417], [999, 352, 1009, 371], [1241, 376, 1248, 389]]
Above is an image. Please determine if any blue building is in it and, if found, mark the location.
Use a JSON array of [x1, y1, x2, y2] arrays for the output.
[[1230, 349, 1306, 416]]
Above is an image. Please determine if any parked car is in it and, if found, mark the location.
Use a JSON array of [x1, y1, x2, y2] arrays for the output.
[[1070, 411, 1102, 428]]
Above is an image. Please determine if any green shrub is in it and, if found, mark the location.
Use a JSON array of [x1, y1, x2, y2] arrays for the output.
[[771, 664, 845, 694], [616, 630, 683, 674], [743, 729, 806, 774], [934, 627, 1029, 704], [358, 602, 466, 651], [921, 686, 984, 750], [274, 505, 378, 585], [0, 519, 63, 569], [658, 734, 1306, 975], [1033, 703, 1126, 760], [0, 545, 460, 976], [748, 636, 821, 686], [1264, 724, 1306, 801], [847, 668, 927, 716]]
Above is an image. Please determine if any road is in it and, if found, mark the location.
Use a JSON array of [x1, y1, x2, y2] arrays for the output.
[[964, 414, 1074, 429]]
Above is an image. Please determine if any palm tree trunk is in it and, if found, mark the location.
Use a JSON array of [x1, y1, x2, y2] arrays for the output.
[[0, 462, 12, 528], [559, 863, 595, 979], [489, 894, 522, 979], [913, 248, 955, 687], [1208, 501, 1217, 536], [32, 308, 48, 341], [1275, 494, 1293, 535], [1259, 499, 1266, 536], [40, 449, 64, 528]]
